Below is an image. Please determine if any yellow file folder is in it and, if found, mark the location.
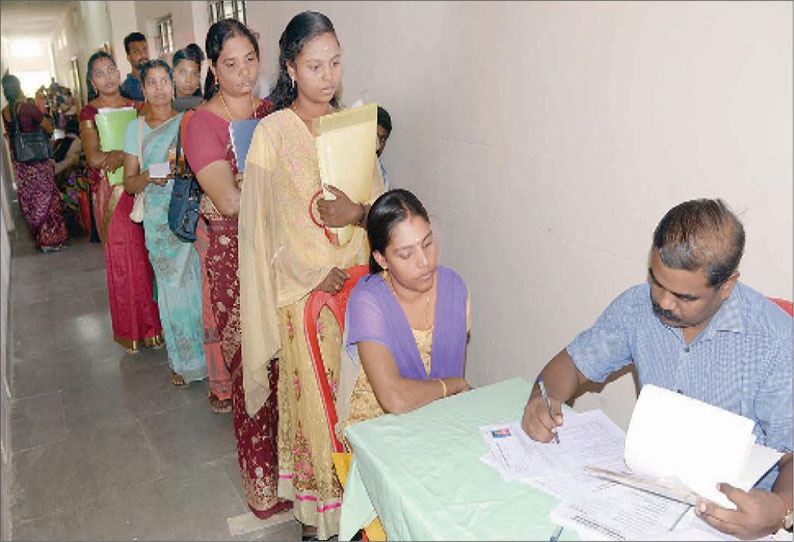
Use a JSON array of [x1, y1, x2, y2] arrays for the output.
[[314, 103, 377, 246]]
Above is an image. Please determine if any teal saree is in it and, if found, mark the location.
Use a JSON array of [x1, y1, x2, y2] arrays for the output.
[[124, 113, 207, 382]]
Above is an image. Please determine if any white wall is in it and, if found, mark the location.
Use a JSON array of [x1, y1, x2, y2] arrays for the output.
[[48, 1, 115, 104], [247, 1, 792, 428], [108, 0, 138, 78], [133, 1, 198, 63]]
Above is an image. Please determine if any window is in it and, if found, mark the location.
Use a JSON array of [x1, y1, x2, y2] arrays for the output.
[[208, 0, 246, 25], [157, 16, 174, 55]]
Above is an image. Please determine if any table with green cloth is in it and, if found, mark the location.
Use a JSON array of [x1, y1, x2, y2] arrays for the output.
[[338, 377, 579, 541]]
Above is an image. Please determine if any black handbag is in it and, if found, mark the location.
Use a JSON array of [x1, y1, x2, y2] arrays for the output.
[[11, 104, 53, 163], [167, 127, 202, 242]]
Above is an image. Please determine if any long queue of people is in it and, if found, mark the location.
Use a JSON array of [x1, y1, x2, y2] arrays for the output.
[[3, 8, 790, 542], [3, 11, 399, 541]]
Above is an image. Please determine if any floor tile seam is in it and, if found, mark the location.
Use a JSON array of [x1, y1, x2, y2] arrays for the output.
[[133, 396, 196, 422], [9, 386, 65, 402], [219, 457, 249, 511], [8, 388, 64, 404], [7, 433, 70, 458], [58, 388, 69, 435]]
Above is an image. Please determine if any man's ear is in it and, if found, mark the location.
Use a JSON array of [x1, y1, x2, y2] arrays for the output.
[[719, 271, 740, 301]]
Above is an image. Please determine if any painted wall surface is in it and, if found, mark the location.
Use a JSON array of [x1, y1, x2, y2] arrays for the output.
[[133, 1, 197, 63], [245, 1, 792, 428], [108, 0, 139, 79], [48, 1, 114, 104]]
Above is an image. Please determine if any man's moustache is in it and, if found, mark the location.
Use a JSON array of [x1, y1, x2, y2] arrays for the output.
[[652, 301, 681, 324]]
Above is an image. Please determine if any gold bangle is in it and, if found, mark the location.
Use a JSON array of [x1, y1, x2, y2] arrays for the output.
[[437, 378, 447, 399], [782, 507, 793, 532]]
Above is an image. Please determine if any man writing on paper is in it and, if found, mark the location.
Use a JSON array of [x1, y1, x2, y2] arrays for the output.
[[521, 198, 792, 539]]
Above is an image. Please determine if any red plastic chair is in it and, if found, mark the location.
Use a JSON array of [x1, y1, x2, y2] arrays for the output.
[[304, 264, 369, 453], [768, 297, 793, 316]]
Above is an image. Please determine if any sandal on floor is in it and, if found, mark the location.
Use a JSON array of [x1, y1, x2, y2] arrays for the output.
[[124, 346, 139, 355], [208, 392, 232, 414], [171, 373, 187, 387], [301, 525, 320, 541]]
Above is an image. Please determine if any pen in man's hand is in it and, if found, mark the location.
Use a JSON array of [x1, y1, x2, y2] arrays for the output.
[[537, 375, 561, 444]]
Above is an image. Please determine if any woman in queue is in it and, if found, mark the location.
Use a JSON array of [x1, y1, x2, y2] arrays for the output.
[[337, 189, 471, 439], [172, 40, 230, 411], [182, 19, 289, 518], [122, 59, 206, 387], [79, 50, 162, 353], [238, 11, 385, 539], [1, 74, 69, 252], [172, 44, 205, 112]]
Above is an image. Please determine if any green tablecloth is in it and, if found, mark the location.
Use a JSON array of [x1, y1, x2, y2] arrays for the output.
[[339, 377, 579, 541]]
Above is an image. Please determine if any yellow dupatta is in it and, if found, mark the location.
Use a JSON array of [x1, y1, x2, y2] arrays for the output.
[[238, 109, 385, 416]]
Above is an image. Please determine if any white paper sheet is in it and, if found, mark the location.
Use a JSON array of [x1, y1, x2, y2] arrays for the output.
[[550, 482, 691, 541], [624, 385, 780, 508], [148, 161, 170, 178], [480, 410, 628, 498]]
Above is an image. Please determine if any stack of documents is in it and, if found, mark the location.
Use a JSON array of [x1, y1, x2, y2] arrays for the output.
[[480, 411, 691, 540], [479, 386, 783, 541]]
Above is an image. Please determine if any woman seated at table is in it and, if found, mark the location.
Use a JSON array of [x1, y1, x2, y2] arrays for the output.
[[337, 189, 472, 441]]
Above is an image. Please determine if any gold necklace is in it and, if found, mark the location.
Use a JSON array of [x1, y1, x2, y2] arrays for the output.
[[219, 90, 256, 122], [386, 272, 435, 330]]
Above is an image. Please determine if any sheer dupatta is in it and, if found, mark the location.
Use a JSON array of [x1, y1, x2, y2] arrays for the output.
[[336, 267, 468, 421], [139, 112, 183, 170], [238, 110, 384, 416]]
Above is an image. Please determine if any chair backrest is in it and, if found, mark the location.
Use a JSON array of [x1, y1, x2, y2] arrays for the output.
[[304, 264, 370, 453], [768, 297, 793, 316]]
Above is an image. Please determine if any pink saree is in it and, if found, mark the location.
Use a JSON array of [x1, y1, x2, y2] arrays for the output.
[[79, 103, 162, 350]]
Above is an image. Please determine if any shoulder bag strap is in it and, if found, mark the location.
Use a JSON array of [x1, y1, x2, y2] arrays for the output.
[[137, 116, 143, 171]]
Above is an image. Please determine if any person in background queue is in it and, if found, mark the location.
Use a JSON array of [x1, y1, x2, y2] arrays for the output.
[[1, 73, 68, 252], [172, 43, 205, 112], [79, 50, 162, 353], [182, 18, 290, 518], [238, 11, 385, 539], [521, 198, 792, 539], [376, 105, 391, 190], [122, 59, 206, 388], [120, 32, 149, 102]]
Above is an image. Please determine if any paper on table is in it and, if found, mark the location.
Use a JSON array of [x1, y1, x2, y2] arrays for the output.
[[314, 103, 377, 246], [479, 410, 628, 498], [148, 161, 170, 178], [550, 482, 691, 541], [634, 508, 776, 541]]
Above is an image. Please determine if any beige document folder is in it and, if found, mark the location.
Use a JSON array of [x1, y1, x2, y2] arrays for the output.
[[314, 103, 378, 246]]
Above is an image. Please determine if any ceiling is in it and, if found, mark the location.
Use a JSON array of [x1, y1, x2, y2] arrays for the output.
[[0, 0, 77, 39]]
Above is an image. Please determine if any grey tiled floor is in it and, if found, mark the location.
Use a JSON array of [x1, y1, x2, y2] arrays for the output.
[[5, 227, 301, 541]]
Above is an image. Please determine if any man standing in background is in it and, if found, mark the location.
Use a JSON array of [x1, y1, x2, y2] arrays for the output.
[[120, 32, 149, 102]]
